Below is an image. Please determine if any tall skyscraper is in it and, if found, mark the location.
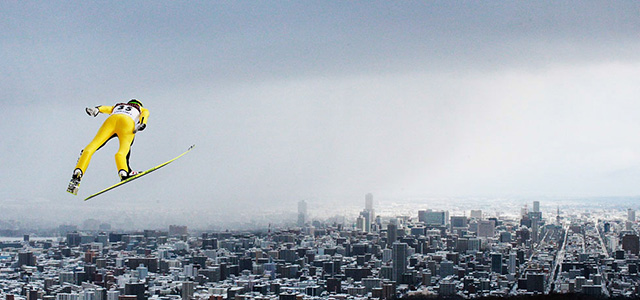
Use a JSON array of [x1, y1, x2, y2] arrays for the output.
[[533, 201, 540, 213], [532, 218, 539, 243], [508, 252, 517, 274], [491, 253, 502, 274], [297, 200, 308, 227], [628, 208, 636, 222], [622, 234, 640, 255], [387, 223, 398, 244], [362, 193, 374, 232], [392, 242, 408, 282], [365, 193, 374, 211]]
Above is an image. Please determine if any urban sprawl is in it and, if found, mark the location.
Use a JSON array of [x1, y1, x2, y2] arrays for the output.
[[2, 195, 640, 300]]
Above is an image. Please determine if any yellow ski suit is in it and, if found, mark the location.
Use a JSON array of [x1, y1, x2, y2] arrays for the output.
[[75, 103, 149, 175]]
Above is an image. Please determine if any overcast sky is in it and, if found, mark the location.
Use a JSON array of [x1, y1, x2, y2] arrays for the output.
[[1, 1, 640, 222]]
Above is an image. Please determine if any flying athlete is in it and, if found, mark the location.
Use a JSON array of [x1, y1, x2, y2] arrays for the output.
[[67, 99, 149, 194]]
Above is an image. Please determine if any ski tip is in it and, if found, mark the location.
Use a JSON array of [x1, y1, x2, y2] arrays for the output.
[[189, 144, 195, 150]]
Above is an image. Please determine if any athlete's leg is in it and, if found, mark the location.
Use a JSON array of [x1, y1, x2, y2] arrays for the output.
[[114, 117, 136, 175], [125, 138, 135, 172], [75, 117, 117, 174], [115, 133, 135, 175]]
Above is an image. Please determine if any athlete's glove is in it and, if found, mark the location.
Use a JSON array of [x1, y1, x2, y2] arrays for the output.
[[133, 123, 146, 133], [86, 107, 99, 117]]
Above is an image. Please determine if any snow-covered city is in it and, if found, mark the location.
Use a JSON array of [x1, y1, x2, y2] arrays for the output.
[[2, 195, 640, 299]]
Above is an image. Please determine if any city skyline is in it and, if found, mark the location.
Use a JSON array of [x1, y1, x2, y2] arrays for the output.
[[1, 192, 640, 234], [1, 198, 640, 299]]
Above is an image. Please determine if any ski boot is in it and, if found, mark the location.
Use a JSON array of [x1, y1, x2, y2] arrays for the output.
[[67, 168, 83, 195], [119, 169, 140, 181]]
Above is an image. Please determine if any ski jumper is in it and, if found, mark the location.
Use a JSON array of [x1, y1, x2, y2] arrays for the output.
[[75, 103, 149, 175]]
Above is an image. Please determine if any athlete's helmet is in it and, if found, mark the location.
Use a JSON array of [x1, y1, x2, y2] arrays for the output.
[[128, 99, 143, 108]]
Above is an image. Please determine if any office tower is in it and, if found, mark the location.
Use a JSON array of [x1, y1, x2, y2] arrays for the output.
[[628, 208, 636, 222], [363, 278, 382, 293], [359, 210, 372, 232], [66, 232, 81, 247], [439, 260, 454, 277], [528, 210, 542, 222], [439, 279, 456, 296], [450, 216, 468, 229], [526, 273, 545, 293], [356, 215, 365, 232], [508, 252, 517, 274], [365, 193, 373, 211], [410, 226, 426, 237], [359, 194, 374, 232], [491, 253, 502, 274], [382, 248, 392, 263], [468, 238, 481, 251], [470, 210, 482, 220], [532, 218, 539, 243], [392, 242, 408, 282], [181, 281, 194, 300], [97, 233, 108, 246], [18, 251, 36, 267], [456, 238, 469, 253], [326, 277, 341, 293], [419, 210, 446, 226], [387, 223, 398, 244], [422, 270, 432, 286], [380, 265, 393, 281], [622, 234, 640, 255], [500, 231, 512, 243], [124, 283, 146, 300], [418, 210, 427, 223], [184, 264, 195, 277], [477, 220, 496, 238], [533, 201, 540, 213], [298, 200, 308, 227], [60, 272, 74, 284]]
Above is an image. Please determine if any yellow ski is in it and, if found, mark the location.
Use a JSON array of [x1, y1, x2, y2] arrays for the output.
[[84, 145, 195, 201]]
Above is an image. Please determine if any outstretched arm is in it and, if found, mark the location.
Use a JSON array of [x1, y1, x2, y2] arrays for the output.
[[98, 106, 114, 114], [86, 105, 114, 117]]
